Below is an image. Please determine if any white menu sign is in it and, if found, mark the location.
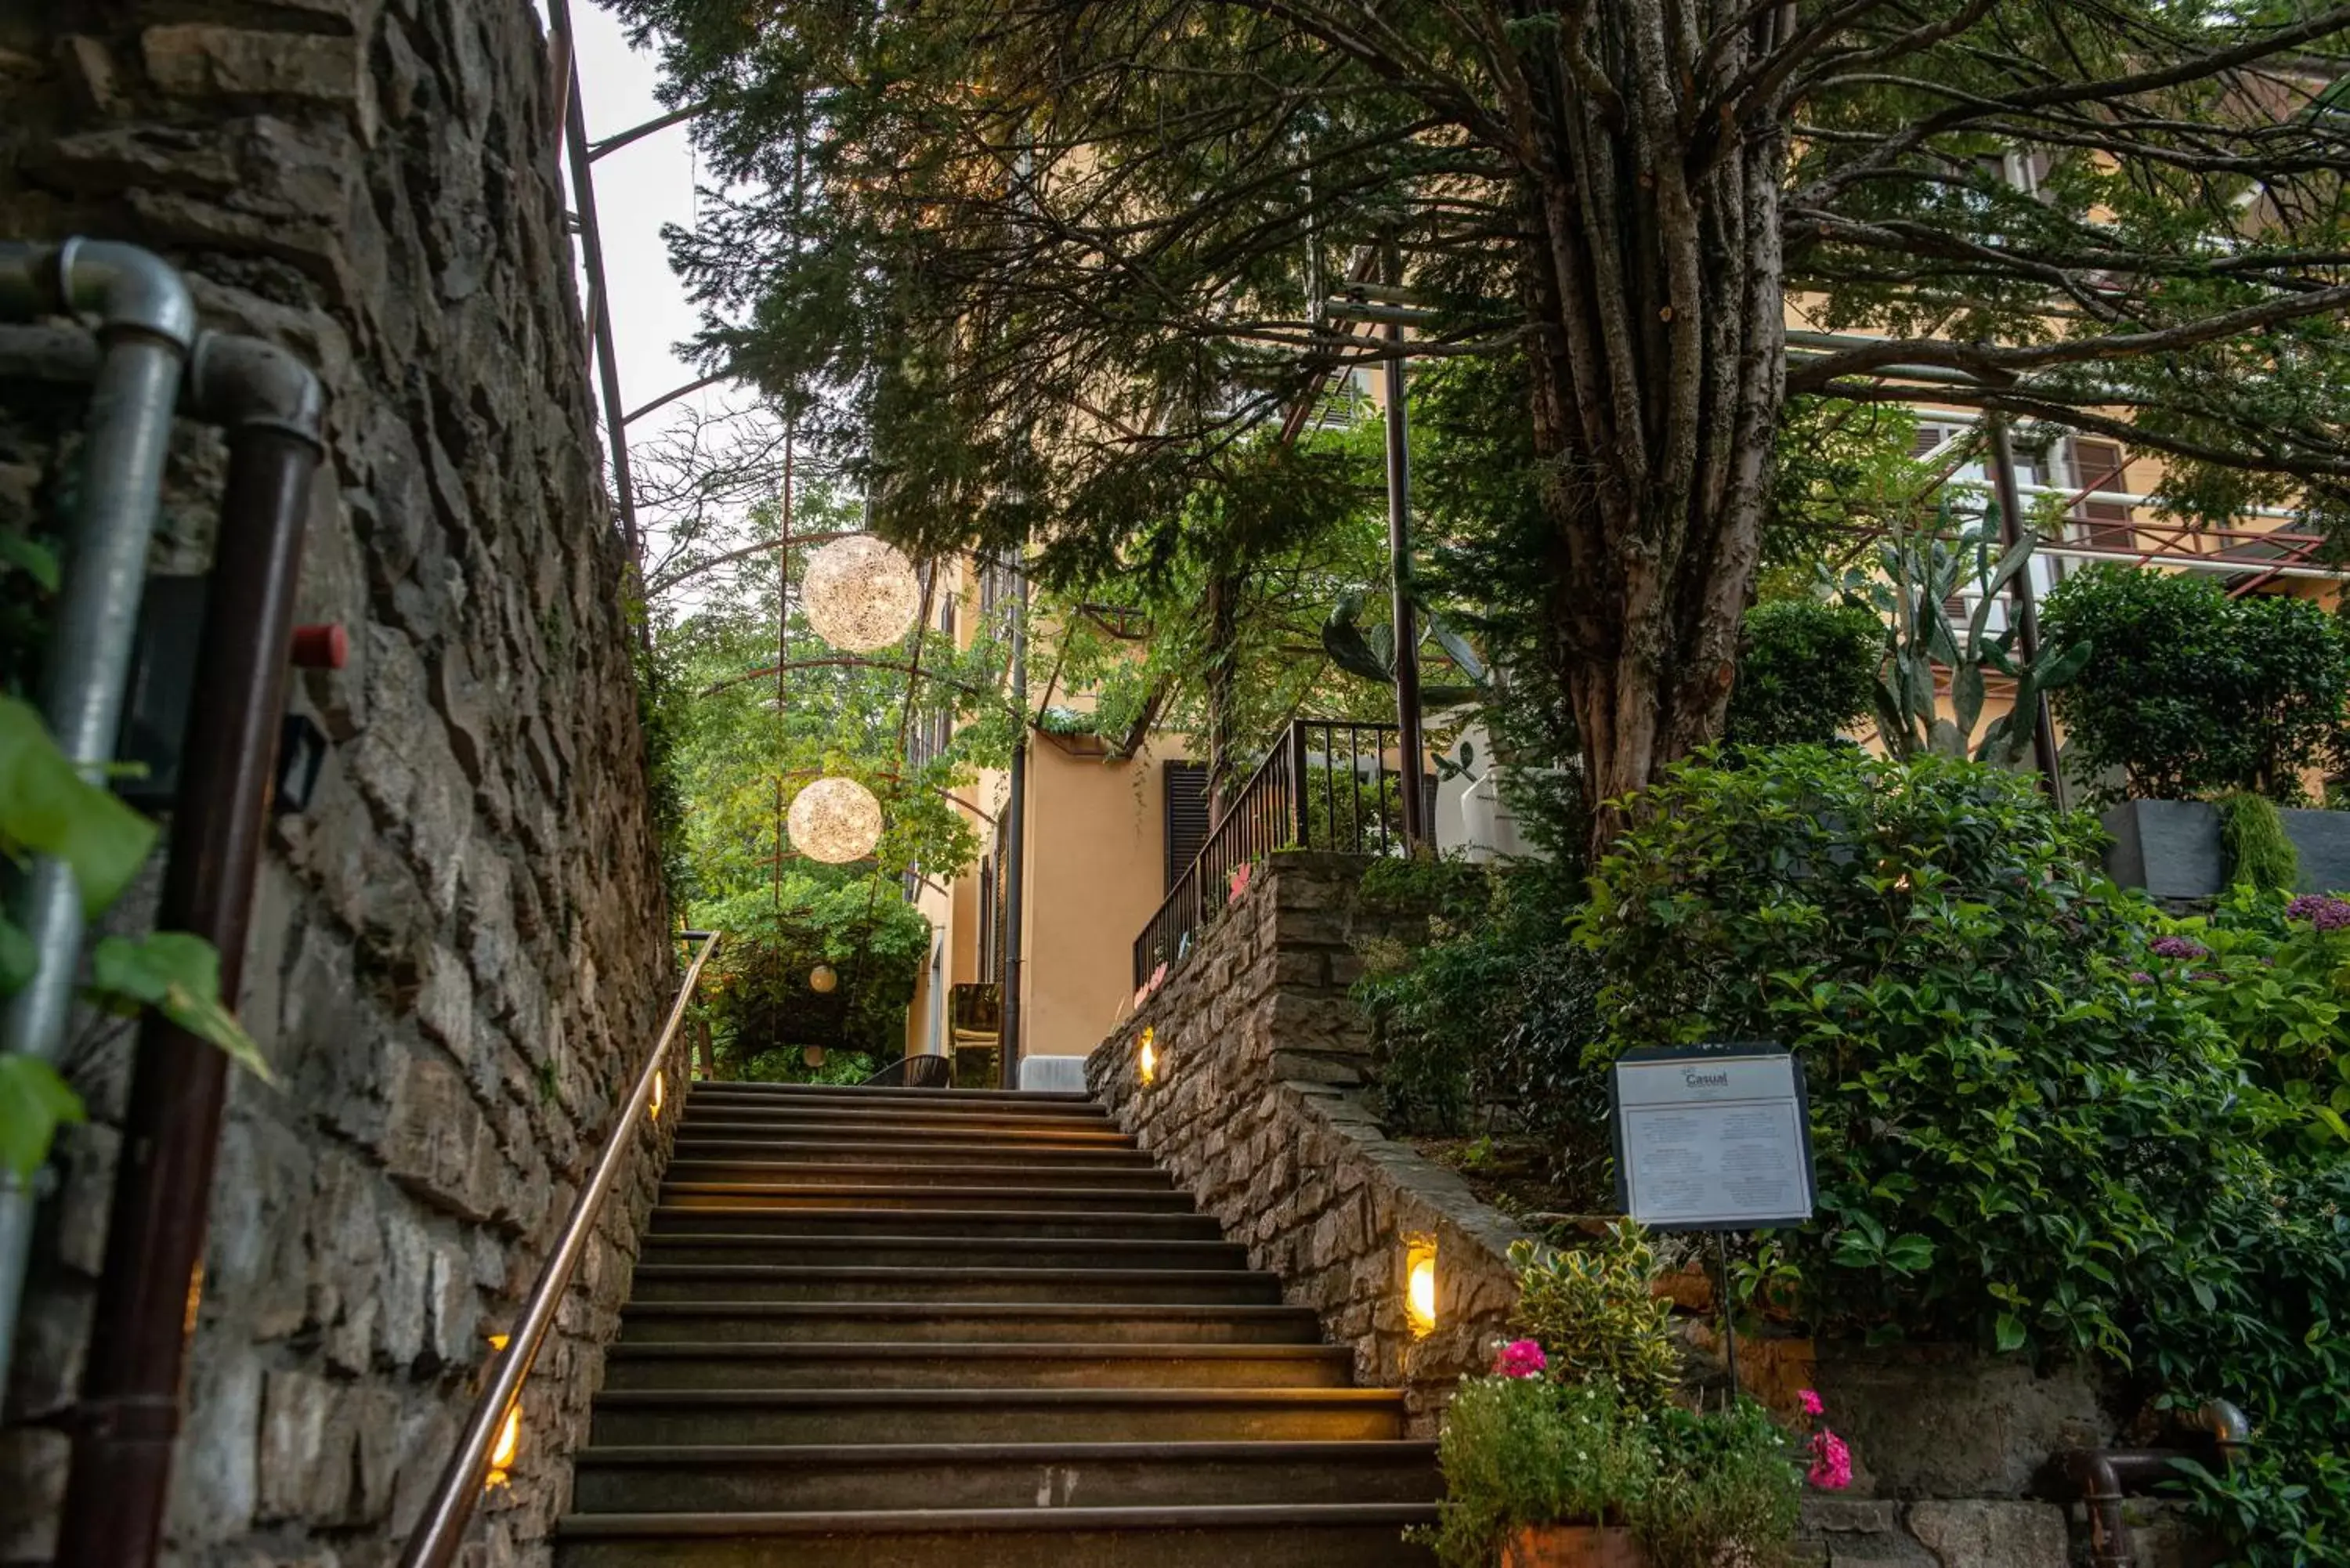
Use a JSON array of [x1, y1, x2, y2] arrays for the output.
[[1612, 1050, 1813, 1230]]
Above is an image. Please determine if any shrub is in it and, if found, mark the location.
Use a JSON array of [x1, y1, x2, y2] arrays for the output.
[[2217, 792, 2300, 894], [2041, 567, 2350, 803], [1424, 1377, 1660, 1565], [696, 880, 931, 1071], [1725, 598, 1883, 749], [1506, 1225, 1682, 1411], [1580, 746, 2259, 1354]]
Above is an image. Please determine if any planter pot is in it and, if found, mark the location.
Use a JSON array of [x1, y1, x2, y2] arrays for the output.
[[2103, 799, 2350, 899], [1502, 1525, 1647, 1568]]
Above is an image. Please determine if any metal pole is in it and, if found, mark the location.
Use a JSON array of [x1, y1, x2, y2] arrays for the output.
[[1987, 417, 2066, 806], [550, 0, 641, 567], [997, 562, 1029, 1089], [0, 238, 194, 1404], [1381, 258, 1426, 852], [56, 336, 324, 1568]]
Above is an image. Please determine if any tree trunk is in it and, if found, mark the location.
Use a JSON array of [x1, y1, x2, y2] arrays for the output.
[[1517, 6, 1794, 869]]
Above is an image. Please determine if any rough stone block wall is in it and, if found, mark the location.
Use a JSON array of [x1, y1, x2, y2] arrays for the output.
[[0, 3, 674, 1564], [1087, 853, 2147, 1567], [1089, 852, 1531, 1431]]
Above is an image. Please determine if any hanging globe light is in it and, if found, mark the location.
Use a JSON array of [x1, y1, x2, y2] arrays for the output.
[[802, 534, 921, 652], [809, 963, 839, 994], [787, 776, 884, 864]]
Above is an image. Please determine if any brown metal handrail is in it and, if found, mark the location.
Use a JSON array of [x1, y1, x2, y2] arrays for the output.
[[397, 930, 722, 1568]]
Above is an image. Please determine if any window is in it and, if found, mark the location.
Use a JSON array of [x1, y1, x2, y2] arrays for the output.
[[1162, 761, 1211, 893]]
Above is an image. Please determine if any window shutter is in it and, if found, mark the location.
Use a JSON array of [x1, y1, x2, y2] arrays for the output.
[[2071, 439, 2134, 550], [1163, 761, 1211, 893]]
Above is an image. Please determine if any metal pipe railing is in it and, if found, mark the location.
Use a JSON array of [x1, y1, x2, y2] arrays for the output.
[[397, 930, 722, 1568]]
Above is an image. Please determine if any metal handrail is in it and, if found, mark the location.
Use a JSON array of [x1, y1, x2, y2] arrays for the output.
[[397, 929, 721, 1568], [857, 1052, 953, 1089]]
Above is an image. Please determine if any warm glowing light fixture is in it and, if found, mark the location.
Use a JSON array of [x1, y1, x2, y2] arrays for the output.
[[486, 1403, 521, 1489], [1405, 1239, 1438, 1337], [649, 1071, 665, 1120], [1137, 1026, 1156, 1086], [810, 963, 839, 994], [803, 534, 921, 652], [788, 776, 884, 864]]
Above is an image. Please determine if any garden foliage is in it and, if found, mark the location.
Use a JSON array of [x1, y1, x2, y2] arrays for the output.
[[2041, 566, 2350, 803], [1723, 598, 1883, 750], [1581, 746, 2350, 1562]]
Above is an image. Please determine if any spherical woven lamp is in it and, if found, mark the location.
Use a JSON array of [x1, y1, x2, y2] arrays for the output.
[[787, 776, 884, 864], [802, 534, 921, 652], [809, 963, 839, 995]]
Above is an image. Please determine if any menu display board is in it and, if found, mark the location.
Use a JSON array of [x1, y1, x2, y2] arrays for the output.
[[1611, 1047, 1815, 1231]]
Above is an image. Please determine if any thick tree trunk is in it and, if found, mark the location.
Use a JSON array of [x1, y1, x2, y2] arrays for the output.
[[1517, 5, 1793, 869]]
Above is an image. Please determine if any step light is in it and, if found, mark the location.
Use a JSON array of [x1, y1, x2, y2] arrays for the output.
[[1406, 1238, 1439, 1337], [486, 1403, 520, 1489], [1137, 1026, 1157, 1086]]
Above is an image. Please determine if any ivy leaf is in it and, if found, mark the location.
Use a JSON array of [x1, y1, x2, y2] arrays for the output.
[[90, 933, 277, 1085], [0, 1054, 84, 1182], [0, 534, 59, 592], [0, 913, 34, 995], [1994, 1312, 2027, 1353], [0, 696, 157, 916], [1883, 1234, 1937, 1274]]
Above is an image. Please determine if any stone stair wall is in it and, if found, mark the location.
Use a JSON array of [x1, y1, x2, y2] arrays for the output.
[[0, 5, 674, 1564]]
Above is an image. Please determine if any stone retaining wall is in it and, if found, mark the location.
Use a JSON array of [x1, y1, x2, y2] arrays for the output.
[[0, 4, 674, 1564], [1090, 852, 1531, 1430]]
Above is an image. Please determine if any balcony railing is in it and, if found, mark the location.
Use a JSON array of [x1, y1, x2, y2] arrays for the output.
[[1132, 718, 1432, 988]]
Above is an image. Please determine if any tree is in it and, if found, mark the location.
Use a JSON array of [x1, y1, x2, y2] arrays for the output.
[[619, 0, 2350, 858]]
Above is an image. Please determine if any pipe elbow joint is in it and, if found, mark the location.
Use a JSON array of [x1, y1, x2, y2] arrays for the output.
[[56, 240, 197, 351], [188, 333, 325, 448], [2193, 1399, 2251, 1471]]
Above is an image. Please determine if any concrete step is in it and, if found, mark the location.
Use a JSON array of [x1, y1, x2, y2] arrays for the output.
[[664, 1158, 1176, 1190], [645, 1204, 1227, 1242], [616, 1302, 1327, 1346], [627, 1263, 1283, 1307], [685, 1083, 1096, 1112], [660, 1180, 1199, 1212], [556, 1504, 1437, 1568], [569, 1440, 1441, 1513], [676, 1107, 1129, 1141], [666, 1136, 1159, 1170], [598, 1342, 1355, 1391], [588, 1388, 1412, 1447], [638, 1232, 1249, 1271]]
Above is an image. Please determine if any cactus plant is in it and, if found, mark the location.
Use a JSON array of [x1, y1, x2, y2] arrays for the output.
[[1846, 503, 2092, 767]]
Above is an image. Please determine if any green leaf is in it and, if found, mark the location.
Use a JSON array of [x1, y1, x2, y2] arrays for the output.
[[0, 1053, 84, 1182], [90, 934, 277, 1085], [0, 914, 33, 995], [1994, 1312, 2027, 1353], [0, 696, 157, 916], [0, 534, 59, 592]]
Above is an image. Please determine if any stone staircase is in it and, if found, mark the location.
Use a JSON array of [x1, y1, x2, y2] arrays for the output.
[[555, 1080, 1441, 1566]]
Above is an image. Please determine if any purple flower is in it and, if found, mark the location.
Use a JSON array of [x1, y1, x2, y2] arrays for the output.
[[2129, 971, 2154, 985], [2149, 935, 2209, 961], [2286, 894, 2350, 933]]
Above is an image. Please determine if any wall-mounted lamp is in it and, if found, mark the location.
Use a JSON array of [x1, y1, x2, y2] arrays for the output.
[[1137, 1026, 1156, 1086], [649, 1071, 664, 1121], [1405, 1237, 1438, 1338], [485, 1403, 520, 1489]]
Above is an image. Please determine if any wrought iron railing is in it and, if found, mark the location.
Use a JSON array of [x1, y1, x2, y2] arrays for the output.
[[858, 1053, 953, 1089], [1132, 718, 1432, 987]]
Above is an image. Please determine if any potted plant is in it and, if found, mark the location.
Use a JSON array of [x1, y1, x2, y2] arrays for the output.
[[1423, 1225, 1840, 1568]]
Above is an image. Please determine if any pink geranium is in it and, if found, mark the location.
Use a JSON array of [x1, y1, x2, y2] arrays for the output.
[[1808, 1429, 1853, 1490], [1228, 862, 1253, 901], [1491, 1339, 1546, 1378], [1798, 1389, 1824, 1416]]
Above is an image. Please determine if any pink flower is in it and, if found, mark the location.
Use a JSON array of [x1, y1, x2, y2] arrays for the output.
[[1798, 1389, 1824, 1417], [1149, 962, 1168, 995], [1228, 862, 1253, 901], [1491, 1339, 1546, 1378], [1808, 1429, 1853, 1490], [1133, 985, 1150, 1012]]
